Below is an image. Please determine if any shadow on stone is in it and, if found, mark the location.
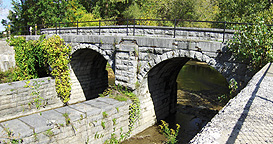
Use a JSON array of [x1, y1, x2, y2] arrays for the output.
[[148, 57, 189, 121], [70, 48, 108, 100]]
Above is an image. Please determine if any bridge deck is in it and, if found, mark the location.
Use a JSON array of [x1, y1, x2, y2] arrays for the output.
[[191, 62, 273, 144]]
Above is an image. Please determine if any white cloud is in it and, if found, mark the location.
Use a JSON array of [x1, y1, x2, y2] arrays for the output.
[[0, 8, 10, 32]]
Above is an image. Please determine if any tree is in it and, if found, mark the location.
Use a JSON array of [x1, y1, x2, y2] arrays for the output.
[[7, 0, 24, 34], [217, 0, 272, 23], [7, 0, 89, 34], [91, 0, 132, 19], [122, 0, 219, 27], [228, 18, 273, 69]]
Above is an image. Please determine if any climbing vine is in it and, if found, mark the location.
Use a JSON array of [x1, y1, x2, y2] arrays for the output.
[[100, 84, 140, 140], [7, 35, 72, 104], [8, 36, 48, 81], [42, 35, 72, 104]]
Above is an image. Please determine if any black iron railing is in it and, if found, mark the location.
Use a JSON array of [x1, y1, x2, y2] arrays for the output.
[[5, 18, 272, 42]]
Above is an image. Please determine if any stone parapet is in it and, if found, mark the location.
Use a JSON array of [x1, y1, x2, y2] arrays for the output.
[[0, 77, 63, 122], [41, 25, 234, 42], [0, 97, 132, 144]]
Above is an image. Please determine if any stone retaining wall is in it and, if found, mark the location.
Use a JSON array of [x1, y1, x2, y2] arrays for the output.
[[41, 25, 234, 42], [0, 97, 132, 144], [0, 39, 15, 72], [0, 77, 63, 122]]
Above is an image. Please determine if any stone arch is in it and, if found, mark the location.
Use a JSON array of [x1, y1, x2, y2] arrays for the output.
[[138, 50, 221, 83], [69, 44, 110, 103], [71, 43, 114, 69], [136, 50, 228, 123]]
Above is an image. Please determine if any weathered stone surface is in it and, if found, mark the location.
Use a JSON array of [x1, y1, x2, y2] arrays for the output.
[[19, 114, 53, 134], [40, 110, 66, 125], [1, 119, 33, 138], [54, 106, 85, 122], [68, 103, 101, 117]]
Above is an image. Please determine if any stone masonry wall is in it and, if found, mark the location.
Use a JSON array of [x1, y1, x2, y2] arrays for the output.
[[41, 25, 234, 42], [22, 33, 254, 140], [0, 39, 15, 72], [0, 97, 132, 144], [0, 77, 63, 122]]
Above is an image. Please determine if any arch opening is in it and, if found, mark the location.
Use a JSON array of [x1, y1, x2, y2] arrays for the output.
[[148, 57, 190, 120], [70, 48, 108, 100], [177, 60, 230, 110], [144, 58, 230, 143]]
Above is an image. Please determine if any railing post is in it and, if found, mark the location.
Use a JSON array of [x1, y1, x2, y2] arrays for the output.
[[99, 20, 101, 35], [29, 25, 32, 36], [174, 19, 177, 38], [133, 18, 135, 36], [127, 18, 129, 36], [55, 22, 57, 34], [77, 20, 79, 35], [35, 24, 37, 35], [59, 22, 61, 34], [223, 21, 226, 43]]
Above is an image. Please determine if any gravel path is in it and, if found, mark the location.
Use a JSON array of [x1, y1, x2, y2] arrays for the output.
[[190, 63, 273, 144]]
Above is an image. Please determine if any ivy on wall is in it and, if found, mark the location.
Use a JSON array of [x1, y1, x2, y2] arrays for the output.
[[8, 36, 48, 80], [42, 35, 72, 104], [8, 35, 72, 104]]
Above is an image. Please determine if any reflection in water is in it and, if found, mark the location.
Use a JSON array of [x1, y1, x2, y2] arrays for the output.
[[122, 60, 229, 144], [177, 60, 228, 93]]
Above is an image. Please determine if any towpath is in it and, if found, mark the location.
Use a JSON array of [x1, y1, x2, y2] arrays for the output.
[[190, 62, 273, 143]]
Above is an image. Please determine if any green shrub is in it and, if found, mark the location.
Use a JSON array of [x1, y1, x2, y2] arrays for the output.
[[228, 18, 273, 70]]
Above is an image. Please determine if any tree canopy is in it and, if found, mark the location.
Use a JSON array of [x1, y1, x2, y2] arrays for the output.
[[2, 0, 273, 33]]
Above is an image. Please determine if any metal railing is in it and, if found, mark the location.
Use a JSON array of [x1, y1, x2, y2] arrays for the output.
[[5, 18, 271, 43]]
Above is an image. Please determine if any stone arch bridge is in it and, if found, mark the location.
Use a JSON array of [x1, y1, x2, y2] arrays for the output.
[[26, 26, 253, 135]]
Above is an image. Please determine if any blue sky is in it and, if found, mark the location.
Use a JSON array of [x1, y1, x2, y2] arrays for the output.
[[0, 0, 12, 32]]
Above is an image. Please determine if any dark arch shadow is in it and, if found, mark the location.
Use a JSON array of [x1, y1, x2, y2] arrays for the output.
[[148, 57, 190, 121], [70, 48, 108, 100]]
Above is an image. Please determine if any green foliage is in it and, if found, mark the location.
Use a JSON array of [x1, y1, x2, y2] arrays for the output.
[[159, 120, 180, 144], [25, 80, 46, 109], [228, 19, 273, 69], [1, 125, 23, 144], [94, 132, 104, 139], [63, 112, 71, 126], [112, 118, 117, 125], [0, 68, 14, 84], [104, 128, 126, 144], [99, 86, 128, 102], [102, 111, 108, 118], [34, 132, 38, 142], [100, 84, 140, 141], [8, 36, 48, 81], [218, 78, 238, 103], [101, 121, 106, 129], [44, 129, 54, 137], [7, 35, 71, 104], [217, 0, 272, 24], [104, 133, 119, 144], [122, 0, 219, 27], [7, 0, 89, 33], [42, 35, 72, 104]]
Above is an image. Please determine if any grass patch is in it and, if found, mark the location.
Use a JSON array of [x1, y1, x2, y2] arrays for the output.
[[0, 68, 14, 84]]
